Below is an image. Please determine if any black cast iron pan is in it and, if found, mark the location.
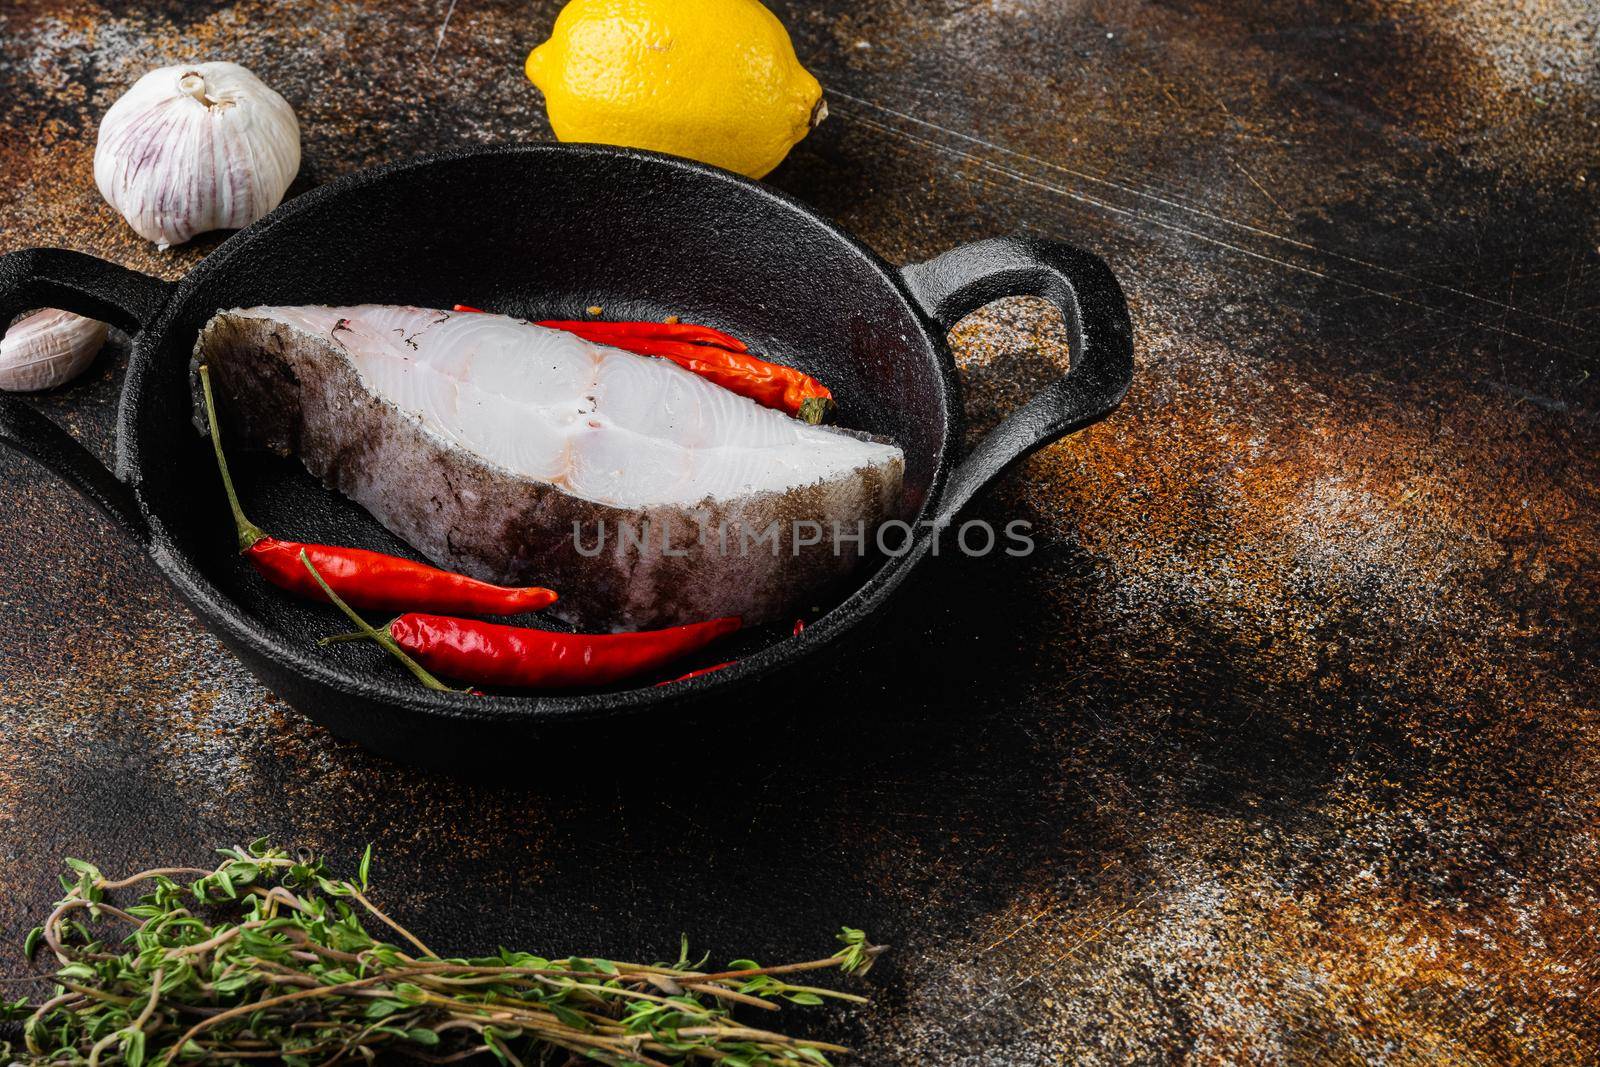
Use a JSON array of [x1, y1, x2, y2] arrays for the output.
[[0, 144, 1132, 769]]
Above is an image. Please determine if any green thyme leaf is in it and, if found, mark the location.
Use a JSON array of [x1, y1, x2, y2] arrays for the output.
[[0, 844, 878, 1067]]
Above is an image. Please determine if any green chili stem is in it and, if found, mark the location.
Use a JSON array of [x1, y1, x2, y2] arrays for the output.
[[197, 364, 266, 552], [797, 396, 836, 425], [296, 551, 462, 694]]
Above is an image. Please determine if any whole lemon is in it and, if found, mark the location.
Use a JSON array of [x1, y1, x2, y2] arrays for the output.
[[525, 0, 826, 179]]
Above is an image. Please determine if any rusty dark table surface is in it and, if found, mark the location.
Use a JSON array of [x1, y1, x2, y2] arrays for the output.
[[2, 1, 1597, 1063]]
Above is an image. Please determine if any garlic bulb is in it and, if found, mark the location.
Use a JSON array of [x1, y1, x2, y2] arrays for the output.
[[0, 310, 109, 392], [94, 62, 300, 249]]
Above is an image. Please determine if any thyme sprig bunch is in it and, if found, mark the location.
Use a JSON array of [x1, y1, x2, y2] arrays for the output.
[[1, 841, 882, 1067]]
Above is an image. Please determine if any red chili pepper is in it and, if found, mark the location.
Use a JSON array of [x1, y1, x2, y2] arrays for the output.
[[656, 661, 736, 686], [322, 609, 740, 689], [452, 307, 748, 352], [370, 613, 741, 689], [536, 319, 749, 352], [574, 333, 834, 420], [199, 365, 558, 616], [452, 306, 835, 424], [302, 551, 736, 693], [244, 539, 556, 614]]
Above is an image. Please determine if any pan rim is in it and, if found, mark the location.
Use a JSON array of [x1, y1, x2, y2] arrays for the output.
[[116, 142, 962, 725]]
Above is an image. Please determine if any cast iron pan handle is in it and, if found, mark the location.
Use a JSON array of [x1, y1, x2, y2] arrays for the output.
[[0, 248, 174, 540], [901, 236, 1133, 527]]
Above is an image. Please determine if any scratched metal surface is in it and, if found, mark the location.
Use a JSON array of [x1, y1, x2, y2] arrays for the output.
[[1, 1, 1598, 1063]]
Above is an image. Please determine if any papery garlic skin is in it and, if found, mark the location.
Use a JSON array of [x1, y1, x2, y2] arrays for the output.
[[94, 62, 301, 249], [0, 310, 109, 392]]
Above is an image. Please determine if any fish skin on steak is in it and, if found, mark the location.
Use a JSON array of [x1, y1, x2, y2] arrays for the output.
[[192, 305, 905, 630]]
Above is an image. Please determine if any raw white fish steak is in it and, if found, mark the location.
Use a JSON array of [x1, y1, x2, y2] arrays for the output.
[[193, 305, 905, 629]]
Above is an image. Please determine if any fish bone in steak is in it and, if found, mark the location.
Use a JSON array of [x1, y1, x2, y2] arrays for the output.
[[192, 305, 905, 630]]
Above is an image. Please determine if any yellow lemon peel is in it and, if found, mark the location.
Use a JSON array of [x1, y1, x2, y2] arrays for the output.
[[526, 0, 825, 179]]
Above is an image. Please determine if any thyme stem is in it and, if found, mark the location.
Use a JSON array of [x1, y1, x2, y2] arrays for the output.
[[2, 842, 880, 1067]]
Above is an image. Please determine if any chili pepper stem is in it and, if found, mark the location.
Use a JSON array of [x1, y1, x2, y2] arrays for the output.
[[318, 630, 373, 645], [797, 396, 836, 425], [297, 551, 463, 694], [197, 364, 267, 552]]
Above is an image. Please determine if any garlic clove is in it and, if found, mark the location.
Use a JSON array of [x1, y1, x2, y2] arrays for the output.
[[94, 62, 301, 249], [0, 310, 110, 392]]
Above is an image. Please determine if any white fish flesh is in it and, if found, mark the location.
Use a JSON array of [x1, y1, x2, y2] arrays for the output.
[[193, 305, 905, 629]]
